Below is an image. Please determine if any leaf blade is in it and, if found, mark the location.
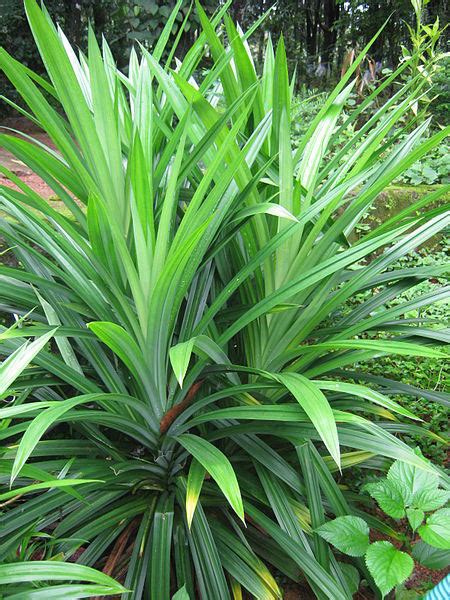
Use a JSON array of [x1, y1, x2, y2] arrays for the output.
[[177, 434, 244, 522], [276, 372, 340, 469]]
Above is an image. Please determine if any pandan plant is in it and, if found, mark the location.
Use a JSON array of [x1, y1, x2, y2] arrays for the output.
[[0, 1, 448, 598]]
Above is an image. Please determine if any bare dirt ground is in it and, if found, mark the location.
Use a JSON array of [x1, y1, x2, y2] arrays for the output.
[[0, 116, 55, 198]]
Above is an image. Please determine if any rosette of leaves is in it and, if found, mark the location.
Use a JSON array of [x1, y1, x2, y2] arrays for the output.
[[0, 0, 449, 598]]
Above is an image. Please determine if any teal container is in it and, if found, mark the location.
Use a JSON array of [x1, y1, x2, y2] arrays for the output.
[[425, 574, 450, 600]]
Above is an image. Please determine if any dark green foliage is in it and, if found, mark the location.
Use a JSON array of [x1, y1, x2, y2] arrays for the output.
[[0, 0, 215, 116], [399, 143, 450, 185]]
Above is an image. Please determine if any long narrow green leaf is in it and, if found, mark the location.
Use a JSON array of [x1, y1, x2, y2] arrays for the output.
[[276, 373, 340, 469], [0, 329, 56, 395], [150, 494, 174, 600], [177, 434, 244, 522], [0, 561, 126, 590], [186, 459, 206, 529]]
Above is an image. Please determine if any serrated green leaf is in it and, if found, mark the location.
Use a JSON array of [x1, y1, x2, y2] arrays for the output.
[[406, 508, 424, 531], [411, 488, 450, 512], [418, 509, 450, 549], [316, 516, 370, 557], [387, 452, 439, 498], [363, 480, 407, 519], [365, 541, 414, 597]]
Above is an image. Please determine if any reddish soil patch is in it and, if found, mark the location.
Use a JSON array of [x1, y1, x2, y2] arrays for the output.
[[283, 584, 316, 599], [0, 116, 55, 198], [407, 562, 448, 590]]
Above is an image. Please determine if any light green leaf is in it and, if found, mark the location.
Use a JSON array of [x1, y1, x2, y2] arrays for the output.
[[172, 585, 190, 600], [406, 508, 424, 531], [365, 541, 414, 597], [35, 290, 83, 375], [87, 321, 144, 382], [412, 488, 450, 512], [0, 478, 101, 502], [7, 584, 128, 598], [316, 516, 370, 557], [0, 561, 126, 592], [276, 372, 340, 468], [232, 203, 298, 223], [314, 380, 419, 421], [170, 338, 196, 388], [186, 458, 206, 529], [177, 434, 244, 522], [363, 480, 407, 519], [170, 335, 239, 388], [296, 339, 447, 359], [10, 395, 99, 483], [0, 329, 56, 395], [418, 509, 450, 549], [387, 452, 439, 499]]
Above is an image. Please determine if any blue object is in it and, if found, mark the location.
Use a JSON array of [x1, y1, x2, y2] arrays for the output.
[[425, 574, 450, 600]]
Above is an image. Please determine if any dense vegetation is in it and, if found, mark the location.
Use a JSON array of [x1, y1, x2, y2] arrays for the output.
[[0, 0, 448, 598]]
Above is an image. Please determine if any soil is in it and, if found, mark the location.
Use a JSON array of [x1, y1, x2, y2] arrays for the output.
[[0, 116, 55, 198]]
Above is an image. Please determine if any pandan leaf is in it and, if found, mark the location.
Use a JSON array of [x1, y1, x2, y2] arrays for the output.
[[172, 585, 190, 599], [276, 372, 340, 469], [169, 338, 196, 388], [412, 541, 450, 570], [186, 459, 206, 528], [0, 329, 56, 395], [177, 434, 245, 523]]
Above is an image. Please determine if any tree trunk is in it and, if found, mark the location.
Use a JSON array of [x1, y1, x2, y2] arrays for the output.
[[63, 0, 83, 48], [320, 0, 339, 74], [92, 2, 107, 34]]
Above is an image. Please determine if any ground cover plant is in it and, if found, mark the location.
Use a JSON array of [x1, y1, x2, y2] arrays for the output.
[[318, 451, 450, 597], [0, 1, 449, 598], [340, 238, 449, 467]]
